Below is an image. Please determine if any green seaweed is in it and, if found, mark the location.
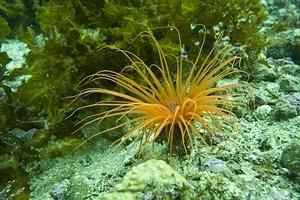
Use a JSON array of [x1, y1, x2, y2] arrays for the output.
[[5, 0, 267, 161], [0, 0, 42, 36], [0, 16, 10, 68], [101, 0, 266, 57], [0, 51, 9, 69], [0, 15, 10, 40]]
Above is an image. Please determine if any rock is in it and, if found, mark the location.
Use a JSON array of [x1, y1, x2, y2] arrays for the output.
[[273, 98, 298, 120], [254, 105, 273, 120], [100, 192, 136, 200], [280, 140, 300, 178], [287, 92, 300, 114], [115, 159, 189, 192], [279, 75, 300, 93], [50, 179, 70, 200], [9, 128, 36, 142], [251, 82, 280, 107], [279, 62, 300, 77], [101, 159, 191, 199], [261, 186, 292, 200], [65, 175, 93, 200], [201, 157, 234, 180], [291, 41, 300, 65], [191, 171, 243, 199], [266, 44, 291, 60], [251, 63, 277, 82]]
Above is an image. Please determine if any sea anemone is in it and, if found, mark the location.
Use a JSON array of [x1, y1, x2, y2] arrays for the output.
[[70, 26, 241, 153]]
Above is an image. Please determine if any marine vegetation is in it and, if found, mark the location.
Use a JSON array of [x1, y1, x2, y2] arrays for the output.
[[71, 27, 241, 153]]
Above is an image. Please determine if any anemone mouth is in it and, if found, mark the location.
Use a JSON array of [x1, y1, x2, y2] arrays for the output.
[[165, 99, 180, 113], [70, 25, 242, 154]]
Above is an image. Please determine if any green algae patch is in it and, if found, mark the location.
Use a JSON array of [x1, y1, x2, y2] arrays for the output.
[[0, 15, 10, 40]]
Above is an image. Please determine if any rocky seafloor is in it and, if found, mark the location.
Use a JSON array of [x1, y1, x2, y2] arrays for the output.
[[1, 0, 300, 199], [28, 115, 300, 199]]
